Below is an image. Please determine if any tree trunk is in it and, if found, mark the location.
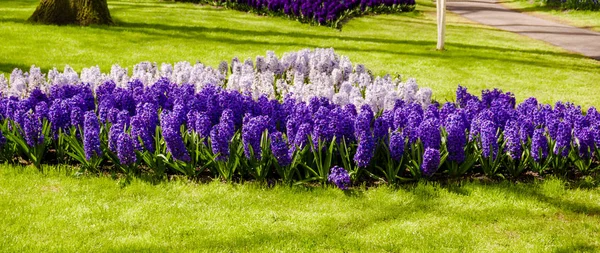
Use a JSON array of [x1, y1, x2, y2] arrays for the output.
[[28, 0, 76, 25], [436, 0, 446, 50], [73, 0, 113, 26], [28, 0, 113, 26]]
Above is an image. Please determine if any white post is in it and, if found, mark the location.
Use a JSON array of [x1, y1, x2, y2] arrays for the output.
[[437, 0, 446, 50]]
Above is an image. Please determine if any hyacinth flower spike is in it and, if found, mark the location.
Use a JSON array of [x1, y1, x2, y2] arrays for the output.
[[478, 120, 504, 178], [271, 131, 299, 185], [62, 111, 104, 173], [528, 128, 551, 174], [502, 119, 528, 178], [373, 130, 407, 185], [4, 111, 50, 171], [328, 166, 351, 190], [444, 113, 478, 178]]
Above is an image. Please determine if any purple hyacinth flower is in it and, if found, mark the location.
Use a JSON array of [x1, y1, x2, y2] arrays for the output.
[[389, 130, 405, 161], [373, 116, 389, 143], [161, 111, 191, 162], [517, 97, 538, 117], [242, 115, 271, 160], [210, 126, 227, 161], [210, 110, 236, 161], [49, 99, 69, 138], [424, 104, 439, 120], [354, 131, 375, 168], [445, 113, 467, 163], [195, 112, 212, 139], [546, 112, 559, 140], [286, 118, 298, 145], [270, 132, 291, 167], [519, 119, 534, 144], [480, 120, 498, 159], [575, 127, 594, 158], [130, 114, 155, 153], [354, 105, 373, 138], [83, 111, 102, 160], [456, 85, 479, 108], [108, 119, 124, 153], [330, 107, 354, 142], [440, 102, 457, 122], [312, 106, 334, 147], [421, 148, 440, 177], [554, 120, 572, 156], [116, 132, 137, 165], [328, 166, 351, 190], [35, 101, 49, 120], [23, 112, 44, 147], [531, 128, 548, 162], [418, 118, 441, 149], [503, 120, 522, 160], [405, 107, 424, 144], [293, 123, 313, 149]]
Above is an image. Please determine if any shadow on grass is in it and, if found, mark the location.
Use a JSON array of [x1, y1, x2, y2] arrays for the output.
[[553, 243, 600, 253], [152, 181, 599, 251], [450, 182, 600, 216], [0, 62, 43, 74], [104, 21, 588, 58], [0, 18, 28, 24], [3, 1, 598, 67], [89, 22, 599, 73]]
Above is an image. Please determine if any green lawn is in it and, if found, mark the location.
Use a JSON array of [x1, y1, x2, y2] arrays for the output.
[[2, 2, 600, 251], [1, 0, 599, 106], [501, 0, 600, 32], [0, 165, 598, 252]]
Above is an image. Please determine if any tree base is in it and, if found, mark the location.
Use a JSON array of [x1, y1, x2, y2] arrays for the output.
[[28, 0, 113, 26]]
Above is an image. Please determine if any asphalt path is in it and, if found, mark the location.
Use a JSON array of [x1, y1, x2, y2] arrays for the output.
[[447, 0, 600, 60]]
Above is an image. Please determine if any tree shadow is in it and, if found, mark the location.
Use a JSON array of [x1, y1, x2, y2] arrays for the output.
[[553, 243, 600, 253], [0, 62, 44, 75], [482, 182, 600, 216], [148, 182, 600, 251], [0, 18, 28, 24], [93, 20, 596, 63]]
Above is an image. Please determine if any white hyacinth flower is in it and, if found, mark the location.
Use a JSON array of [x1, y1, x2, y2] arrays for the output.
[[110, 64, 129, 88], [0, 48, 432, 110], [81, 65, 108, 92], [161, 63, 173, 78], [9, 76, 27, 98], [0, 74, 8, 96], [63, 65, 80, 85], [416, 87, 433, 108], [27, 65, 46, 92]]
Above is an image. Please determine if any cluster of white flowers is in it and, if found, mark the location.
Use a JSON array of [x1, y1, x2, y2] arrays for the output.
[[226, 48, 432, 111], [0, 48, 431, 110]]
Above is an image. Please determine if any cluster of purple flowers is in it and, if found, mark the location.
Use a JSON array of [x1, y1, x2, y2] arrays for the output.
[[83, 111, 102, 160], [328, 166, 351, 189], [183, 0, 415, 28], [1, 69, 600, 183]]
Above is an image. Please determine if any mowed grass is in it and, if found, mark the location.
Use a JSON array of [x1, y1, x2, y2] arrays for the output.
[[0, 165, 598, 252], [0, 0, 599, 106], [501, 0, 600, 32], [1, 3, 600, 251]]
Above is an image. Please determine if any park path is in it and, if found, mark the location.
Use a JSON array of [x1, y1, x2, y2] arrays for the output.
[[446, 0, 600, 60]]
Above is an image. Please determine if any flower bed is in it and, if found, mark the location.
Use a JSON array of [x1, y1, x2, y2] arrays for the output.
[[0, 49, 598, 188], [174, 0, 416, 28]]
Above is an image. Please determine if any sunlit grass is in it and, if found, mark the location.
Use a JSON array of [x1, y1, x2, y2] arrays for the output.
[[0, 0, 599, 106], [2, 1, 600, 251], [0, 165, 598, 252]]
